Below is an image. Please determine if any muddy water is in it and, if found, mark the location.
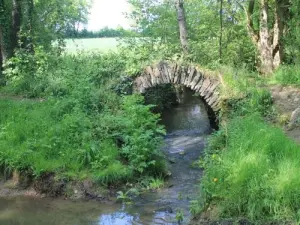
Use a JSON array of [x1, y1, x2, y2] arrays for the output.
[[0, 92, 211, 225]]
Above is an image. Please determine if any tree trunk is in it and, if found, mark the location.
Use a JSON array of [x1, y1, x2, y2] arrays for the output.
[[0, 45, 3, 82], [0, 0, 11, 61], [175, 0, 189, 54], [259, 0, 273, 74], [11, 0, 22, 53], [0, 23, 3, 74], [272, 0, 289, 69], [243, 0, 289, 74], [23, 0, 35, 53], [272, 7, 281, 69], [219, 0, 223, 63]]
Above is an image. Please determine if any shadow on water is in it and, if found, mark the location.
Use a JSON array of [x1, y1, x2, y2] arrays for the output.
[[0, 90, 212, 225]]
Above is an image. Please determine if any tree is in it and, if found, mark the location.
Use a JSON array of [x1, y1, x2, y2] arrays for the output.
[[21, 0, 35, 52], [219, 0, 223, 62], [175, 0, 189, 54], [0, 0, 12, 62], [11, 0, 21, 54], [0, 0, 90, 81], [0, 0, 11, 79], [241, 0, 290, 74], [284, 0, 300, 63]]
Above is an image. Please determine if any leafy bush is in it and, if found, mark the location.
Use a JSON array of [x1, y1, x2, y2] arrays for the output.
[[3, 49, 126, 97], [198, 115, 300, 222], [226, 88, 273, 117]]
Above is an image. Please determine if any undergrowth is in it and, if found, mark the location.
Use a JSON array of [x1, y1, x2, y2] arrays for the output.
[[0, 50, 167, 186]]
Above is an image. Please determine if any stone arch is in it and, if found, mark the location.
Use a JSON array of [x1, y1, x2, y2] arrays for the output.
[[133, 61, 222, 113]]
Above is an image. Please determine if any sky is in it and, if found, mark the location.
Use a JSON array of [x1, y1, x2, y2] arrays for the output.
[[87, 0, 131, 31]]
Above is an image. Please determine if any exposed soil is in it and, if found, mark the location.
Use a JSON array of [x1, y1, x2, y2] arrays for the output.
[[269, 85, 300, 144], [0, 172, 111, 202], [0, 181, 40, 198]]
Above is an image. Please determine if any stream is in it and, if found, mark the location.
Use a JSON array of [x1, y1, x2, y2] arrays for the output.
[[0, 91, 211, 225]]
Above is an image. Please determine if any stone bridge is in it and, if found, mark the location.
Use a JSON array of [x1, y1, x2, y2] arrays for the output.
[[133, 61, 223, 113]]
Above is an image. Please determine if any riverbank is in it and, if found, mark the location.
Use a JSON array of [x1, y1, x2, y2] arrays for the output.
[[0, 54, 169, 199], [0, 172, 113, 201], [190, 82, 300, 224], [0, 93, 212, 224]]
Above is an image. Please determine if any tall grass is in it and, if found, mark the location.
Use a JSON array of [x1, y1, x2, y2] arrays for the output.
[[200, 114, 300, 222], [190, 68, 300, 222], [272, 65, 300, 86]]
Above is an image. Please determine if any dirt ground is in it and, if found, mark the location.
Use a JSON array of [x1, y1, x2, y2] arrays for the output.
[[269, 85, 300, 144]]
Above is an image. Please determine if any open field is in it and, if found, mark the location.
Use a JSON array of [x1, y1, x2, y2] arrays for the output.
[[64, 38, 119, 53]]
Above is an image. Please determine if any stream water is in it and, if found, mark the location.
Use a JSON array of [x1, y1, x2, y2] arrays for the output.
[[0, 91, 211, 225]]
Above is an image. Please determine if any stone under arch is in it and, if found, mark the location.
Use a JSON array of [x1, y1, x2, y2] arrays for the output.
[[133, 61, 222, 113]]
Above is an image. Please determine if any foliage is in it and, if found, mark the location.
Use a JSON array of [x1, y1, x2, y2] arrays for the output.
[[175, 209, 184, 224], [3, 50, 126, 97], [33, 0, 91, 49], [119, 37, 180, 75], [284, 0, 300, 64], [123, 0, 256, 70], [0, 0, 90, 56], [138, 176, 165, 190], [0, 51, 167, 185], [116, 190, 132, 203], [65, 26, 136, 39], [117, 188, 140, 204], [227, 88, 273, 117]]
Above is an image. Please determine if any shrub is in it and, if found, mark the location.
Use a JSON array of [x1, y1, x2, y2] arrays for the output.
[[225, 88, 273, 118], [3, 49, 126, 97]]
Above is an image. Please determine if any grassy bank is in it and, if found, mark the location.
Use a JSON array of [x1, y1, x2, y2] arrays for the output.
[[199, 115, 300, 221], [192, 69, 300, 223], [0, 50, 168, 191]]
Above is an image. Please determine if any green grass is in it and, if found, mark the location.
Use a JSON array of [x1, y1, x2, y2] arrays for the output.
[[199, 115, 300, 222], [0, 51, 167, 185], [0, 94, 166, 184], [64, 38, 119, 53], [271, 64, 300, 86]]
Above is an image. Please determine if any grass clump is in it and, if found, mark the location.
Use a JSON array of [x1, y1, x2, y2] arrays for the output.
[[199, 115, 300, 222], [272, 65, 300, 86]]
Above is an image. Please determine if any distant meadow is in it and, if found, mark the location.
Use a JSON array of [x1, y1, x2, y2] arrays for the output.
[[64, 38, 119, 53]]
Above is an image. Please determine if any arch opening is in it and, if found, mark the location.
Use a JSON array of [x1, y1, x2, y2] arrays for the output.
[[133, 61, 221, 129], [143, 84, 219, 130]]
